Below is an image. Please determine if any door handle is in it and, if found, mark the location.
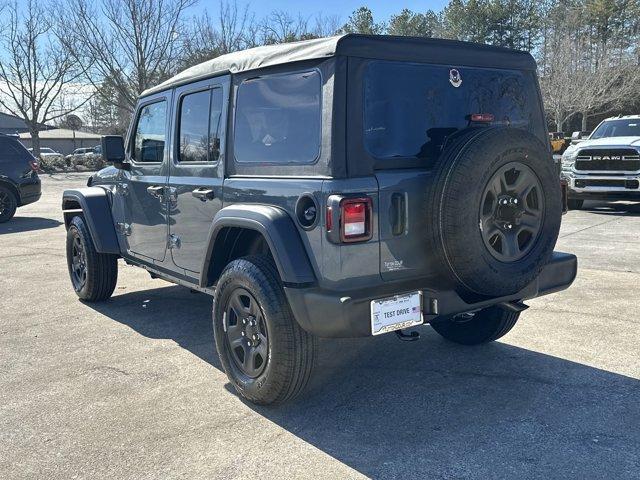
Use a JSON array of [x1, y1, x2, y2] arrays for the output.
[[390, 192, 406, 236], [192, 188, 215, 202], [147, 185, 164, 198]]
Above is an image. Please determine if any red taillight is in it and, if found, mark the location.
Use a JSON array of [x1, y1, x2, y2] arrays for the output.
[[325, 206, 333, 231], [29, 160, 39, 172], [343, 203, 366, 235], [470, 113, 495, 123], [340, 197, 372, 243]]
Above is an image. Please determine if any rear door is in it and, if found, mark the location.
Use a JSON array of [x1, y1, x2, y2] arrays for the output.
[[360, 60, 547, 281], [167, 76, 228, 275]]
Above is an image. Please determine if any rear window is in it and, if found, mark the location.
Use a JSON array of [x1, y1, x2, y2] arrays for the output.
[[0, 137, 31, 163], [234, 70, 321, 164], [364, 61, 544, 161]]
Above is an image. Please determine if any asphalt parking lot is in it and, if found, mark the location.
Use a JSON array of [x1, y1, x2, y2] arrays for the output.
[[1, 173, 639, 479]]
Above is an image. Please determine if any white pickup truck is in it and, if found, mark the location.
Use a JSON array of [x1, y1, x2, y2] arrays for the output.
[[561, 115, 640, 209]]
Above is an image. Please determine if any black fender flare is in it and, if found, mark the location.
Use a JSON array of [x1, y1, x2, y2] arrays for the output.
[[199, 204, 316, 287], [61, 187, 120, 255]]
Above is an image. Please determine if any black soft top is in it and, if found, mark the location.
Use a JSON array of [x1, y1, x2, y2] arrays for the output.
[[142, 34, 537, 97]]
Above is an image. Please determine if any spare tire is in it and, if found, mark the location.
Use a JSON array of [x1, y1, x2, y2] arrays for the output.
[[426, 127, 561, 296]]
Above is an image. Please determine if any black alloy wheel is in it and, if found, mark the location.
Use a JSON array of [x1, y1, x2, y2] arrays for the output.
[[70, 230, 88, 291], [0, 190, 10, 216], [65, 216, 118, 302], [0, 187, 17, 222], [480, 162, 544, 262], [213, 255, 316, 405], [224, 288, 269, 378]]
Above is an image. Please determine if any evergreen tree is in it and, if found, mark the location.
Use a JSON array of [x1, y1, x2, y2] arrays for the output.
[[339, 7, 385, 35]]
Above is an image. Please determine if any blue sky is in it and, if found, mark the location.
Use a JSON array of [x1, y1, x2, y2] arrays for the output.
[[193, 1, 450, 23]]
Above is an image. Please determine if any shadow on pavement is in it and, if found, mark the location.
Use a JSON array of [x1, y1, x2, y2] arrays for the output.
[[580, 200, 640, 217], [88, 284, 640, 479], [0, 216, 62, 234]]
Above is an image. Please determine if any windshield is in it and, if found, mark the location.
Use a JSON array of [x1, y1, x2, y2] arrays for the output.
[[41, 148, 54, 153], [363, 61, 545, 161], [591, 119, 640, 139]]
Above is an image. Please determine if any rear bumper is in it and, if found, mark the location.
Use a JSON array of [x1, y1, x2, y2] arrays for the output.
[[18, 177, 41, 206], [285, 251, 577, 338]]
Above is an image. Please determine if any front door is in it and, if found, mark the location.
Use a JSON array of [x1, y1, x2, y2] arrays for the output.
[[167, 77, 228, 274], [120, 95, 171, 262]]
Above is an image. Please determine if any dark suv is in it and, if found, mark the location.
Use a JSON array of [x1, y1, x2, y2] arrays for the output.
[[0, 134, 41, 222], [62, 35, 577, 405]]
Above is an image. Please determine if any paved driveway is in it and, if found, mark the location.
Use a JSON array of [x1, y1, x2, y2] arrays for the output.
[[1, 173, 638, 479]]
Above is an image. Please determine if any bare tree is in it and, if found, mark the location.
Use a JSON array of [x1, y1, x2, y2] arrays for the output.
[[573, 65, 639, 130], [58, 0, 196, 114], [216, 0, 254, 53], [539, 34, 581, 132], [538, 1, 640, 132], [181, 2, 339, 69], [182, 1, 254, 68], [0, 0, 88, 156], [311, 13, 341, 38], [260, 11, 311, 44]]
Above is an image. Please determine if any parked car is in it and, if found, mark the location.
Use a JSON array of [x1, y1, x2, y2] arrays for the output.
[[29, 146, 63, 158], [29, 147, 66, 169], [561, 115, 640, 209], [62, 34, 577, 405], [65, 147, 95, 162], [65, 147, 104, 170], [0, 134, 41, 222], [549, 131, 569, 154], [69, 147, 95, 156]]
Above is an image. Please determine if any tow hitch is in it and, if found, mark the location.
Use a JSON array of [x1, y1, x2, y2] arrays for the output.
[[395, 329, 420, 341]]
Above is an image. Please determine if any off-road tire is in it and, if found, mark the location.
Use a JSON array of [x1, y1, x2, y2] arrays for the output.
[[66, 216, 118, 301], [0, 186, 17, 223], [431, 306, 520, 345], [567, 199, 584, 210], [426, 127, 562, 296], [213, 255, 316, 405]]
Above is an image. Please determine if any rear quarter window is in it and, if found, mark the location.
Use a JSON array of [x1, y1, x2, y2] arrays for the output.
[[234, 70, 321, 165], [0, 138, 32, 164], [364, 61, 544, 162]]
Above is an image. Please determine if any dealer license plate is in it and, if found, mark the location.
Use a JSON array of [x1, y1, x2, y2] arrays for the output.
[[370, 291, 423, 336]]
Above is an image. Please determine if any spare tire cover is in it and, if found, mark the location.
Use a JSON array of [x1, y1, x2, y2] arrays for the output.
[[426, 127, 562, 296]]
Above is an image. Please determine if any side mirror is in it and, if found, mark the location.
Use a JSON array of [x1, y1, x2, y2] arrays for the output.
[[571, 131, 582, 140], [102, 135, 129, 171]]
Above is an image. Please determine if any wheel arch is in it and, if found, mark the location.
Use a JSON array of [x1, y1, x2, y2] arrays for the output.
[[62, 187, 120, 255], [200, 204, 316, 288]]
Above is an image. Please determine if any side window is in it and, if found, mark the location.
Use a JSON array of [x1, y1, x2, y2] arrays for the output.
[[178, 90, 210, 163], [234, 70, 321, 164], [133, 100, 167, 163], [177, 87, 224, 163]]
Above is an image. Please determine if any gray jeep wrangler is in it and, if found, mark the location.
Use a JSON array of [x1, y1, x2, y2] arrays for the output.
[[62, 35, 577, 405]]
